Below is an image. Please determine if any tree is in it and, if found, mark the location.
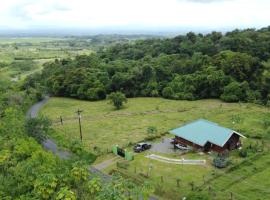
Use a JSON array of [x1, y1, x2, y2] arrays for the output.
[[220, 81, 248, 102], [212, 51, 263, 82], [107, 92, 127, 110], [33, 174, 58, 199], [87, 178, 102, 195], [56, 187, 76, 200], [24, 116, 52, 143], [162, 87, 174, 99]]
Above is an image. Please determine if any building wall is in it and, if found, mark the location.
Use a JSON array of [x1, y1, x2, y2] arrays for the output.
[[175, 136, 203, 150], [224, 133, 240, 150], [175, 133, 241, 153]]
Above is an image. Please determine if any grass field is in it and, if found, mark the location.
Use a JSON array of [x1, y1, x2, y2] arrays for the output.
[[0, 37, 66, 44], [40, 97, 270, 200], [41, 97, 269, 151]]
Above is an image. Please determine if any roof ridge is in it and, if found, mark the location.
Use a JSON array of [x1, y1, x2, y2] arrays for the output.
[[196, 118, 218, 125]]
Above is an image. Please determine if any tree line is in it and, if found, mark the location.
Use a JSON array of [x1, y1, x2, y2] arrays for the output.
[[26, 27, 270, 105]]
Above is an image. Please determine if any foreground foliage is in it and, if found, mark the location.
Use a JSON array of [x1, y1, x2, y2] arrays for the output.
[[0, 82, 152, 199]]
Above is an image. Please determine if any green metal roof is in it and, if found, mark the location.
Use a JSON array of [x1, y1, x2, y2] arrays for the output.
[[169, 119, 244, 147]]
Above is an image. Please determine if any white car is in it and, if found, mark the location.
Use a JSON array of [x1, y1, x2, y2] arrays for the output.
[[174, 143, 190, 150]]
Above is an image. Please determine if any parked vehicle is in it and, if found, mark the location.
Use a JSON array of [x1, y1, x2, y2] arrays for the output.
[[133, 143, 151, 153], [170, 138, 177, 144], [174, 143, 190, 150]]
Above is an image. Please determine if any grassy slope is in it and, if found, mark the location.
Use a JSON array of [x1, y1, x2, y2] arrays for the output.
[[40, 97, 270, 200]]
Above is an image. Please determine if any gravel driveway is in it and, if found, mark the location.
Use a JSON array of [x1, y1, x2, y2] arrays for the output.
[[150, 138, 183, 154]]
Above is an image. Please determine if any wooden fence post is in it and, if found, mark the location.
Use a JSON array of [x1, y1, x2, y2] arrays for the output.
[[60, 116, 63, 125], [208, 186, 211, 194], [176, 178, 180, 187]]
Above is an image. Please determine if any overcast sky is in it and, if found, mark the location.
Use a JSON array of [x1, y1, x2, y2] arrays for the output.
[[0, 0, 270, 32]]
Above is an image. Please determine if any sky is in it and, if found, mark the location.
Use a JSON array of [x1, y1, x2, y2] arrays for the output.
[[0, 0, 270, 33]]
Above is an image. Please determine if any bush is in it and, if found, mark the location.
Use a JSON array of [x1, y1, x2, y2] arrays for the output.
[[239, 148, 248, 158], [147, 126, 157, 134], [107, 92, 127, 110], [162, 87, 174, 99], [213, 155, 229, 168], [220, 81, 248, 102], [70, 140, 83, 155], [262, 116, 270, 128], [24, 116, 51, 143], [186, 192, 210, 200]]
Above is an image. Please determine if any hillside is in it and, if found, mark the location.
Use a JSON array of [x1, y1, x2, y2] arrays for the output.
[[27, 27, 270, 105]]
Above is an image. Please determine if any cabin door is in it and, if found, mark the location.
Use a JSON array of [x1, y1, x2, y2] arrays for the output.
[[204, 142, 211, 152]]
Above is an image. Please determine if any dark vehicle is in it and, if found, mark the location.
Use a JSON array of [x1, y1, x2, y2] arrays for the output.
[[133, 143, 151, 153]]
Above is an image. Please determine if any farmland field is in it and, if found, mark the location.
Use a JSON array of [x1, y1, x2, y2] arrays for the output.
[[0, 37, 94, 80], [40, 97, 270, 199]]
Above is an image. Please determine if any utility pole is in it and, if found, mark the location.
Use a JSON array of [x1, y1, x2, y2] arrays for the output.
[[76, 109, 83, 142]]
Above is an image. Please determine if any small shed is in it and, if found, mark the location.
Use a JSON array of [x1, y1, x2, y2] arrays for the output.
[[169, 119, 246, 153]]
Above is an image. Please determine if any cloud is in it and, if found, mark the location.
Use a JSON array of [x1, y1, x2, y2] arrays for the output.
[[1, 0, 270, 31], [177, 0, 234, 4], [186, 0, 233, 3], [8, 0, 71, 20]]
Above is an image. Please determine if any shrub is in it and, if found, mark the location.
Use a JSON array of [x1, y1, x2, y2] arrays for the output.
[[239, 148, 248, 158], [231, 114, 243, 124], [262, 116, 270, 128], [70, 140, 83, 155], [221, 81, 248, 102], [24, 116, 51, 143], [213, 155, 229, 168], [107, 92, 127, 110], [186, 192, 210, 200], [162, 87, 174, 99], [147, 126, 157, 134]]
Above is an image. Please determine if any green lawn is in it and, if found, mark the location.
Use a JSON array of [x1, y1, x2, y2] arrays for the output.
[[41, 97, 269, 152], [40, 97, 270, 200]]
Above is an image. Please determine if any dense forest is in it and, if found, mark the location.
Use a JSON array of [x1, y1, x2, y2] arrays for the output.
[[27, 27, 270, 105]]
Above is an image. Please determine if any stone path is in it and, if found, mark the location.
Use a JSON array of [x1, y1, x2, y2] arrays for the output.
[[146, 154, 206, 165]]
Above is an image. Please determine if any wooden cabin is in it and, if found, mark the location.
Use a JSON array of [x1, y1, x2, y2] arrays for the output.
[[170, 119, 245, 153]]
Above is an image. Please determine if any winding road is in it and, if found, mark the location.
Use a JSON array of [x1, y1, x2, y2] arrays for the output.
[[26, 98, 112, 181], [26, 97, 71, 159], [27, 98, 157, 199]]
